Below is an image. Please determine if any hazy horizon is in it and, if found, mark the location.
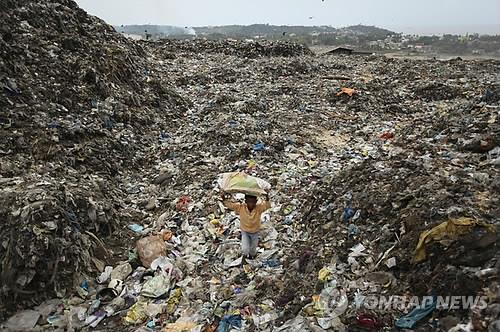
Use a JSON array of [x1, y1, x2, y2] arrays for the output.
[[76, 0, 500, 35]]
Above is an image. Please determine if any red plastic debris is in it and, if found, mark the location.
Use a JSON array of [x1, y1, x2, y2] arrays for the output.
[[355, 313, 383, 329], [380, 131, 395, 139], [176, 195, 191, 212]]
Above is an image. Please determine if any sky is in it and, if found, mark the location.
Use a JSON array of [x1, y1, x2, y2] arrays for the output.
[[75, 0, 500, 35]]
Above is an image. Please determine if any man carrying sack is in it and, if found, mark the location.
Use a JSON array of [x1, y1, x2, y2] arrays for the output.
[[218, 172, 272, 259]]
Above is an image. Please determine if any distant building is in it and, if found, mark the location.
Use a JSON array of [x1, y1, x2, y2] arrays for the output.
[[325, 46, 372, 56], [326, 47, 354, 55]]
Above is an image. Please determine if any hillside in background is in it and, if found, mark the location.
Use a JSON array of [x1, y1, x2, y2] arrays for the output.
[[116, 23, 394, 39], [115, 24, 194, 36], [116, 23, 500, 57], [193, 24, 339, 37], [338, 24, 396, 39]]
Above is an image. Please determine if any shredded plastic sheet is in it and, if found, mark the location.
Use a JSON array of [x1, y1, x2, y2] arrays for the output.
[[142, 273, 171, 298], [124, 301, 148, 324]]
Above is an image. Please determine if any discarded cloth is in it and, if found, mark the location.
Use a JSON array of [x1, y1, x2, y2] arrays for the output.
[[395, 296, 437, 329], [413, 217, 496, 263]]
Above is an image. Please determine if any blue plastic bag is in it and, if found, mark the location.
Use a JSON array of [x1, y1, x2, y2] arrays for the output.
[[217, 315, 242, 332], [395, 296, 437, 329]]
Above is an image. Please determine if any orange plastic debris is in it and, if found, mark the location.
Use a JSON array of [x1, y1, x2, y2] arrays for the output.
[[336, 87, 355, 97], [162, 231, 173, 241]]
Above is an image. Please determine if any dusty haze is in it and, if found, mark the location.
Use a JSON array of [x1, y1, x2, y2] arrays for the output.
[[75, 0, 500, 35]]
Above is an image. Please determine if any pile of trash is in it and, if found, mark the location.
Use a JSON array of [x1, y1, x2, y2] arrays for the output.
[[144, 39, 314, 59], [1, 0, 500, 331], [0, 0, 189, 316]]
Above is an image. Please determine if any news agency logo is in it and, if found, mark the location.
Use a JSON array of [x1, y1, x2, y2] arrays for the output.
[[354, 295, 488, 311], [307, 291, 487, 322], [305, 288, 349, 319]]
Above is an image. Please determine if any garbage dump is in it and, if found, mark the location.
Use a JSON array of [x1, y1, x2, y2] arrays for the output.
[[1, 0, 499, 331], [0, 0, 189, 318], [141, 39, 314, 59]]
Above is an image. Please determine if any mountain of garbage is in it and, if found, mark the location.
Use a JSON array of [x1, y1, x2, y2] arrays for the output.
[[1, 0, 499, 331], [0, 0, 189, 315], [144, 39, 314, 58]]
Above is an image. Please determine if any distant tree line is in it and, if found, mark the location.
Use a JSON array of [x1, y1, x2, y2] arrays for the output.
[[116, 24, 500, 55]]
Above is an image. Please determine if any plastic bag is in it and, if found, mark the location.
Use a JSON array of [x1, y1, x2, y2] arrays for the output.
[[395, 296, 437, 329], [142, 273, 170, 298], [136, 235, 167, 268]]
